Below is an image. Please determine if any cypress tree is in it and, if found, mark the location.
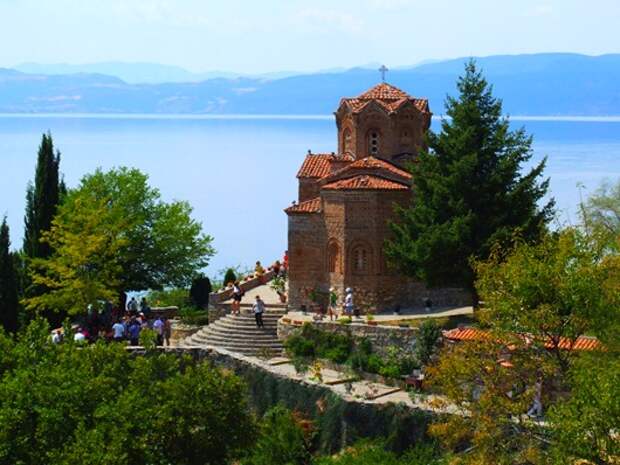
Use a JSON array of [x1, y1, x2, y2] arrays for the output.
[[0, 218, 19, 332], [385, 61, 554, 300], [23, 133, 61, 260]]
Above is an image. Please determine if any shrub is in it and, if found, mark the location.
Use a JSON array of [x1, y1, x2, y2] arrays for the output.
[[190, 274, 212, 309], [243, 406, 312, 465], [147, 287, 190, 308], [223, 268, 237, 287], [178, 307, 209, 326], [415, 319, 442, 365], [0, 319, 256, 465]]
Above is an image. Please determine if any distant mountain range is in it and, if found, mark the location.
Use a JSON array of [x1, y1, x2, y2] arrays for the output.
[[1, 53, 619, 115]]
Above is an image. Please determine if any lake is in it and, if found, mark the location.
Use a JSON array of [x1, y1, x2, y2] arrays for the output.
[[1, 115, 619, 277]]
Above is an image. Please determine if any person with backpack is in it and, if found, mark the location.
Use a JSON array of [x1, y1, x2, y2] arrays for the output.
[[231, 281, 243, 315]]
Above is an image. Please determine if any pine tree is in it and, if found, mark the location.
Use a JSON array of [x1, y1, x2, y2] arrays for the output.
[[23, 133, 62, 260], [0, 218, 19, 332], [385, 61, 554, 299]]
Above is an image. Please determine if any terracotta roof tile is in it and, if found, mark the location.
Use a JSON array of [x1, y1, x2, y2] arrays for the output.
[[329, 156, 412, 181], [284, 197, 321, 214], [443, 327, 602, 352], [322, 174, 409, 191], [296, 153, 353, 179], [341, 83, 430, 114]]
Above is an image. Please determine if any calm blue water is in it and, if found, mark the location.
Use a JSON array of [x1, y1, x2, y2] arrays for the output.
[[1, 115, 619, 277]]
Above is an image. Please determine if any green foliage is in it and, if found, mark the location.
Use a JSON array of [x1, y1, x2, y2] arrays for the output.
[[138, 327, 158, 348], [285, 324, 352, 364], [0, 319, 255, 465], [475, 228, 620, 372], [148, 287, 190, 308], [178, 307, 209, 326], [313, 441, 446, 465], [285, 326, 417, 379], [580, 178, 620, 252], [223, 268, 237, 286], [0, 218, 19, 332], [415, 319, 442, 365], [244, 406, 312, 465], [189, 274, 212, 309], [548, 351, 620, 464], [24, 167, 214, 315], [386, 60, 553, 295], [23, 132, 62, 261]]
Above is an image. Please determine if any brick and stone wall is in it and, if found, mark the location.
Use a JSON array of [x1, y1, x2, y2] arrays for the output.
[[278, 319, 420, 357]]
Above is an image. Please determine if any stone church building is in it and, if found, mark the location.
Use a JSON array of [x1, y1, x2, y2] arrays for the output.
[[285, 82, 469, 312]]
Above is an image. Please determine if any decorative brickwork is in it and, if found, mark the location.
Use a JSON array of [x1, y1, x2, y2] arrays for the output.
[[285, 83, 470, 312]]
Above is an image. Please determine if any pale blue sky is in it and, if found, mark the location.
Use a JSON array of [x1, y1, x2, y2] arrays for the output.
[[0, 0, 619, 73]]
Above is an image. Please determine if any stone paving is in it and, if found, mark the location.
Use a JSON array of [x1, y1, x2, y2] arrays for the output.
[[286, 305, 473, 323], [222, 282, 284, 306]]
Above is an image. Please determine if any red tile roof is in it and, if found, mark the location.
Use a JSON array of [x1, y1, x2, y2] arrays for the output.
[[284, 197, 322, 214], [328, 156, 412, 181], [322, 174, 410, 191], [341, 83, 430, 114], [296, 153, 353, 179], [443, 327, 602, 352]]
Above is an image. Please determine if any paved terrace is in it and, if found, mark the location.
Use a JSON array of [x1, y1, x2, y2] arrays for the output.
[[286, 305, 474, 323]]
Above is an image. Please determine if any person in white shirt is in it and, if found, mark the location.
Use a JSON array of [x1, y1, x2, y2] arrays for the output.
[[112, 320, 125, 342], [153, 317, 164, 346], [252, 295, 265, 328], [74, 329, 86, 343], [344, 288, 354, 316]]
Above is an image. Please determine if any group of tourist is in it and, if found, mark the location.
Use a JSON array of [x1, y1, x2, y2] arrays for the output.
[[50, 296, 173, 346]]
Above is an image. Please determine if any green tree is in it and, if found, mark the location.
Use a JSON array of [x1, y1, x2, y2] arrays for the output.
[[429, 228, 620, 464], [190, 274, 212, 309], [0, 319, 256, 465], [23, 133, 62, 260], [386, 61, 553, 300], [0, 218, 19, 332], [24, 167, 215, 316], [223, 268, 237, 286], [415, 319, 441, 365], [244, 406, 312, 465], [548, 352, 619, 465], [580, 178, 620, 251]]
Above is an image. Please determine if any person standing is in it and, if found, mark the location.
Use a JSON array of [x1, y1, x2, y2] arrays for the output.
[[344, 288, 354, 317], [163, 317, 172, 346], [328, 287, 338, 321], [231, 281, 243, 315], [153, 316, 164, 346], [112, 319, 126, 342], [126, 297, 138, 315], [252, 295, 265, 328], [128, 319, 141, 346]]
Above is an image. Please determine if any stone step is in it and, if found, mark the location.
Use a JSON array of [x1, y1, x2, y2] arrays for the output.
[[199, 329, 278, 341], [212, 320, 278, 331], [187, 337, 283, 351], [196, 331, 281, 343]]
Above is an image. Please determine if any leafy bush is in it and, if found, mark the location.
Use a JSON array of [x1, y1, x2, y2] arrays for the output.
[[313, 440, 447, 465], [243, 406, 312, 465], [0, 319, 256, 465], [415, 319, 442, 364], [148, 287, 190, 308], [223, 268, 237, 287], [190, 274, 212, 309], [178, 307, 209, 326]]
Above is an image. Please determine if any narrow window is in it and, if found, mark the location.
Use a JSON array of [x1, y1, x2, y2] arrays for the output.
[[368, 130, 380, 155]]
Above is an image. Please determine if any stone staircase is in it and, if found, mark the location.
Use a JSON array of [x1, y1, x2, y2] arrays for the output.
[[183, 308, 287, 356]]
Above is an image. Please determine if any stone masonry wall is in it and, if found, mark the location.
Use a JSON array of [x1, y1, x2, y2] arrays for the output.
[[278, 319, 420, 357]]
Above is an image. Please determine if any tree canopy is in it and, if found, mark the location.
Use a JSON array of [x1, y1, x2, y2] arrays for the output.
[[385, 60, 553, 296], [0, 218, 19, 332], [24, 167, 214, 315], [23, 133, 63, 261]]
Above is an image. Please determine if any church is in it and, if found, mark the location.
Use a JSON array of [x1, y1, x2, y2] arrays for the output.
[[285, 80, 470, 312]]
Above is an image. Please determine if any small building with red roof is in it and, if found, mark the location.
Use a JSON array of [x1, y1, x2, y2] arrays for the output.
[[285, 82, 470, 312]]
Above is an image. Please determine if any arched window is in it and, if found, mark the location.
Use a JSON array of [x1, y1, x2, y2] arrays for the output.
[[342, 128, 352, 154], [367, 129, 380, 156], [351, 244, 372, 275], [328, 241, 340, 273]]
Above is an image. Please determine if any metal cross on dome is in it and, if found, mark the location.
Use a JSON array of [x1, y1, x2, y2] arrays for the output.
[[378, 64, 388, 82]]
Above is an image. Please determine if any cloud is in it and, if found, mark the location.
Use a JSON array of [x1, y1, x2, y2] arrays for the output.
[[296, 8, 364, 33]]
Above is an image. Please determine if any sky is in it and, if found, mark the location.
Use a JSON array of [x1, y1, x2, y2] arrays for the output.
[[0, 0, 619, 74]]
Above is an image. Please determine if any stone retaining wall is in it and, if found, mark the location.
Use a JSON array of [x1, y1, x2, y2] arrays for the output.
[[209, 270, 276, 306], [278, 318, 419, 357], [128, 346, 433, 453]]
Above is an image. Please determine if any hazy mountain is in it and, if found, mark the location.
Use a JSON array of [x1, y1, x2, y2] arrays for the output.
[[2, 53, 620, 115]]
